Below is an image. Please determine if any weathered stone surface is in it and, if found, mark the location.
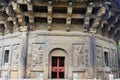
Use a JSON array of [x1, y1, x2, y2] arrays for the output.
[[0, 0, 119, 79], [72, 44, 85, 67], [10, 71, 18, 79], [31, 44, 45, 67], [111, 49, 117, 68], [12, 44, 20, 66], [96, 46, 103, 67], [0, 30, 118, 79]]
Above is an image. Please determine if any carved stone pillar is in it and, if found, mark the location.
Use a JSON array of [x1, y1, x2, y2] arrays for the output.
[[89, 33, 96, 78], [18, 26, 28, 78]]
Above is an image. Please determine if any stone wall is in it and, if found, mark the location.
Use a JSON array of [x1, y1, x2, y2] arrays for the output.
[[0, 33, 20, 79], [95, 35, 118, 79], [0, 31, 118, 79]]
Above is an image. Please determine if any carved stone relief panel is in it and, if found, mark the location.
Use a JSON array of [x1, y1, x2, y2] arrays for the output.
[[73, 44, 84, 67], [96, 46, 103, 67], [12, 44, 20, 66], [32, 44, 45, 67], [111, 49, 116, 68]]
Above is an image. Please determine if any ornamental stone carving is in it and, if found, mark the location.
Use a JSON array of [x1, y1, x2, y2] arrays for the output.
[[73, 44, 84, 67], [111, 49, 116, 68], [32, 44, 45, 67], [96, 46, 103, 67], [12, 44, 20, 66]]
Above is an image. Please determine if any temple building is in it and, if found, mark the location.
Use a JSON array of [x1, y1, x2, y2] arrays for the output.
[[0, 0, 120, 80]]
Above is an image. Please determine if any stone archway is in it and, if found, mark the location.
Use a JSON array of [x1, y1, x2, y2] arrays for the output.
[[49, 48, 68, 79]]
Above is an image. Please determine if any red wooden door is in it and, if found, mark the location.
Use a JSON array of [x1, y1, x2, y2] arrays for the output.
[[51, 57, 65, 79]]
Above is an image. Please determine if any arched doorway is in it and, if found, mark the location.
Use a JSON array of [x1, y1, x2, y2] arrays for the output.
[[49, 48, 67, 79]]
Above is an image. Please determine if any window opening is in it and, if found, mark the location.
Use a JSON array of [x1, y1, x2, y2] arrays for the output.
[[4, 50, 9, 65], [104, 52, 109, 66]]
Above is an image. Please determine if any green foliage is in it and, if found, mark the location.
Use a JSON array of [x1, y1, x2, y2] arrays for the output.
[[118, 40, 120, 48]]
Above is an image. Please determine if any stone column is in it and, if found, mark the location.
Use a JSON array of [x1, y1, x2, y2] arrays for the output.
[[89, 33, 96, 78], [18, 26, 28, 78]]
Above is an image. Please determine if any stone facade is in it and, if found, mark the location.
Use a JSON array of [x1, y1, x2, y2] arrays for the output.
[[0, 31, 118, 79], [0, 0, 120, 80]]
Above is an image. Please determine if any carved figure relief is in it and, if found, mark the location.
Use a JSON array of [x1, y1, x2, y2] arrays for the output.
[[12, 45, 20, 66], [32, 44, 45, 67], [73, 45, 84, 67], [96, 46, 102, 67], [111, 49, 116, 68]]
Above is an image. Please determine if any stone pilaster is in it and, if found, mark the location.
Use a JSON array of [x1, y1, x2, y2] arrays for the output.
[[88, 33, 96, 78], [18, 26, 28, 78]]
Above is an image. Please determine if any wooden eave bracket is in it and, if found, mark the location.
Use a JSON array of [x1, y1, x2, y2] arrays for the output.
[[66, 2, 72, 31], [12, 2, 21, 14], [17, 15, 26, 26], [47, 1, 52, 31], [27, 4, 33, 15], [84, 2, 94, 31], [92, 6, 106, 31]]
